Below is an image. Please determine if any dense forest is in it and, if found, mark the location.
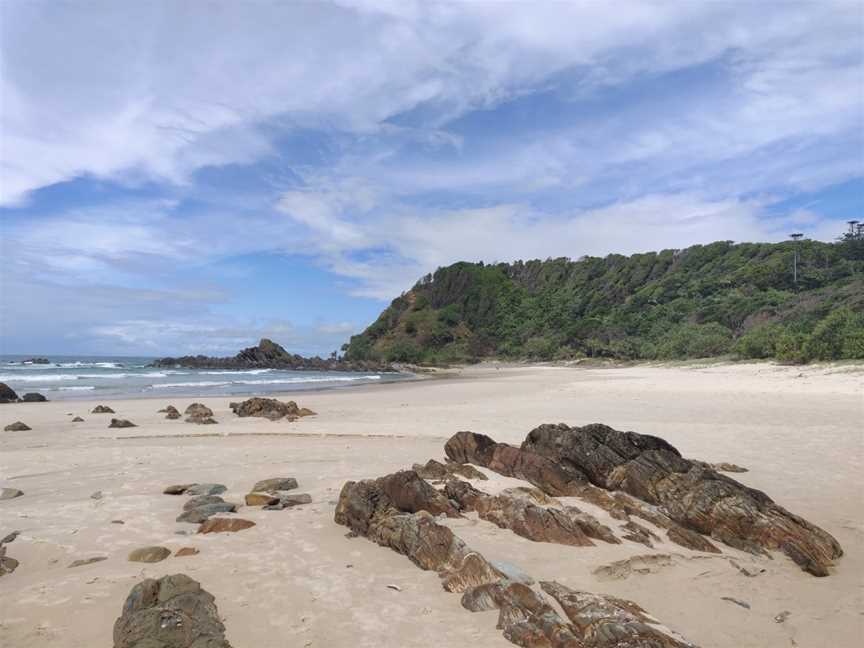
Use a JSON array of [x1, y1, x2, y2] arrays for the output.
[[343, 236, 864, 365]]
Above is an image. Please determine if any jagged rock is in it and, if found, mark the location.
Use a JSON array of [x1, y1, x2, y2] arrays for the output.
[[92, 405, 115, 413], [540, 580, 696, 647], [0, 383, 20, 403], [164, 484, 197, 495], [176, 503, 237, 523], [412, 458, 488, 481], [184, 403, 213, 418], [109, 418, 137, 428], [0, 546, 19, 577], [4, 421, 30, 431], [72, 416, 84, 422], [445, 431, 583, 496], [1, 488, 23, 500], [21, 392, 47, 402], [251, 477, 297, 492], [175, 547, 199, 557], [69, 556, 108, 568], [197, 518, 255, 534], [515, 423, 842, 576], [667, 525, 722, 553], [128, 546, 171, 563], [229, 397, 302, 420], [183, 495, 225, 510], [184, 483, 226, 496], [112, 573, 231, 648]]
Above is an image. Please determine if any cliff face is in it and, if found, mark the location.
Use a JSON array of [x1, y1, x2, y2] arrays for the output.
[[342, 239, 864, 365], [153, 338, 394, 372]]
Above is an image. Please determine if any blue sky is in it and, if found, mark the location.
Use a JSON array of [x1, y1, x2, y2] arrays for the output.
[[1, 1, 862, 356]]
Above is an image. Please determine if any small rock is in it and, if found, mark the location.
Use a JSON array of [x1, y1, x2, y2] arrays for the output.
[[185, 483, 227, 496], [252, 477, 297, 492], [159, 405, 179, 414], [183, 495, 225, 510], [298, 407, 316, 417], [90, 491, 103, 500], [175, 547, 200, 557], [184, 403, 214, 418], [111, 520, 124, 524], [279, 493, 312, 507], [21, 392, 47, 402], [108, 418, 136, 428], [1, 530, 20, 544], [386, 584, 402, 591], [72, 416, 85, 422], [69, 556, 107, 568], [166, 410, 181, 420], [176, 502, 237, 523], [0, 546, 19, 576], [91, 405, 115, 414], [197, 518, 255, 534], [4, 421, 31, 432], [721, 596, 751, 610], [1, 488, 23, 500], [774, 610, 791, 623], [164, 483, 197, 495], [245, 492, 279, 506], [127, 546, 171, 563]]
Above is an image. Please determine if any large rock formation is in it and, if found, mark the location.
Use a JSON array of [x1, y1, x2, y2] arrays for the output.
[[153, 338, 393, 372], [112, 573, 231, 648], [518, 423, 842, 576], [229, 398, 314, 421], [0, 382, 19, 403]]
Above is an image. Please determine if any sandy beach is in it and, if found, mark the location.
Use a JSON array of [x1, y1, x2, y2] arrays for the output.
[[1, 362, 862, 648]]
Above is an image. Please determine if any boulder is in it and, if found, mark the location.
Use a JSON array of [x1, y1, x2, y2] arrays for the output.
[[262, 493, 312, 510], [0, 546, 19, 577], [21, 393, 47, 402], [92, 405, 115, 414], [176, 503, 237, 524], [112, 573, 231, 648], [183, 495, 225, 510], [184, 403, 213, 418], [197, 518, 255, 534], [1, 488, 23, 500], [520, 423, 842, 576], [164, 484, 197, 495], [166, 411, 181, 420], [245, 492, 279, 506], [0, 383, 19, 403], [128, 546, 171, 563], [109, 418, 137, 428], [229, 397, 303, 420], [4, 421, 31, 431], [184, 483, 226, 496], [251, 477, 297, 493]]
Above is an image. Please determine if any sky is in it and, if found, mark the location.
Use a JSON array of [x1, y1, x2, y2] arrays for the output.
[[1, 1, 862, 356]]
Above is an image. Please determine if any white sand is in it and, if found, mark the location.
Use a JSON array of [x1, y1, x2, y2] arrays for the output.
[[1, 363, 862, 647]]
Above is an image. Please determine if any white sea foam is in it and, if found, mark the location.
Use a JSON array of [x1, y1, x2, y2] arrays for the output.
[[151, 381, 232, 389], [236, 375, 381, 385], [54, 385, 96, 391]]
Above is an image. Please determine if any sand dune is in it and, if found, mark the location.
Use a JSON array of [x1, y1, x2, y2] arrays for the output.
[[0, 363, 862, 647]]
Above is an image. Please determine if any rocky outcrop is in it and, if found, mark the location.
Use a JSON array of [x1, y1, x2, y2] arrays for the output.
[[412, 458, 488, 481], [21, 392, 47, 402], [4, 421, 31, 431], [92, 405, 115, 414], [445, 431, 584, 496], [520, 423, 843, 576], [0, 383, 20, 403], [229, 397, 315, 421], [153, 338, 393, 372], [109, 418, 137, 428], [112, 573, 231, 648]]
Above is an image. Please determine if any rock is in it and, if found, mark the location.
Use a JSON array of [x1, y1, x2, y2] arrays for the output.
[[166, 410, 181, 420], [487, 560, 535, 586], [184, 403, 213, 418], [184, 483, 226, 496], [1, 488, 23, 500], [298, 407, 317, 417], [22, 357, 50, 364], [163, 484, 197, 495], [774, 610, 791, 623], [412, 458, 488, 482], [128, 546, 171, 563], [176, 503, 237, 523], [444, 430, 583, 496], [1, 531, 20, 544], [91, 405, 115, 413], [112, 573, 231, 648], [712, 462, 748, 473], [229, 397, 301, 420], [183, 495, 224, 510], [0, 545, 19, 577], [4, 421, 31, 431], [91, 491, 103, 500], [0, 383, 19, 403], [72, 416, 85, 422], [109, 418, 137, 428], [69, 556, 108, 568], [245, 492, 279, 506], [667, 524, 722, 553], [513, 423, 842, 576], [174, 547, 199, 557], [197, 518, 255, 534], [593, 554, 675, 581], [160, 405, 181, 420], [620, 520, 659, 547], [21, 392, 47, 402], [262, 493, 312, 510], [721, 596, 751, 610], [251, 477, 298, 492], [112, 520, 125, 524]]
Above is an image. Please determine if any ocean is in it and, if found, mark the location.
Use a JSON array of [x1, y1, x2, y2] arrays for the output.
[[0, 355, 409, 400]]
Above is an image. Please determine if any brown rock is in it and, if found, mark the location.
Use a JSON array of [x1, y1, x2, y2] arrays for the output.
[[0, 545, 19, 577], [251, 477, 297, 492], [4, 421, 31, 431], [91, 405, 115, 413], [183, 495, 225, 510], [245, 492, 279, 506], [174, 547, 199, 557], [163, 484, 197, 495], [229, 397, 301, 420], [197, 518, 255, 534], [184, 403, 213, 418], [112, 573, 231, 648], [128, 546, 171, 563]]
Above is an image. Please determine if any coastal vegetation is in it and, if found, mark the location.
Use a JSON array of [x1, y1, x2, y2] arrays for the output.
[[343, 238, 864, 365]]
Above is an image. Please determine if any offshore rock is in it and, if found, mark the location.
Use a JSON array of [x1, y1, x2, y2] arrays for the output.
[[4, 421, 31, 431], [112, 573, 231, 648]]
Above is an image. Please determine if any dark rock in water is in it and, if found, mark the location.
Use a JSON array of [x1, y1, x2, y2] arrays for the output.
[[109, 418, 137, 428], [412, 458, 488, 481], [69, 556, 107, 568], [184, 483, 226, 496], [72, 416, 85, 422], [176, 502, 237, 524], [0, 545, 19, 577], [1, 488, 23, 500], [21, 392, 47, 402], [519, 422, 843, 576], [0, 383, 20, 403], [251, 477, 297, 492], [4, 421, 31, 431], [153, 337, 393, 373], [164, 484, 197, 495], [128, 546, 171, 563], [229, 397, 302, 421], [183, 495, 224, 510], [112, 573, 231, 648], [197, 518, 255, 534], [92, 405, 115, 414], [22, 357, 50, 364]]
